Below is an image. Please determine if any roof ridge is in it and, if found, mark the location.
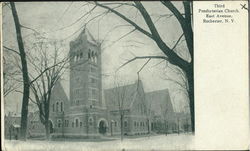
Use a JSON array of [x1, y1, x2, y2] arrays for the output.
[[145, 88, 169, 94], [104, 82, 136, 91]]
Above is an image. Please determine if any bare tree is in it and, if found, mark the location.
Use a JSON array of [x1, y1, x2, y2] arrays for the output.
[[108, 76, 131, 141], [27, 40, 69, 140], [10, 2, 30, 140], [4, 36, 70, 140], [3, 50, 21, 97]]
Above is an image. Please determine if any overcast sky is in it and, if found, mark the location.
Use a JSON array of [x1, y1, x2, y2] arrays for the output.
[[3, 2, 190, 114]]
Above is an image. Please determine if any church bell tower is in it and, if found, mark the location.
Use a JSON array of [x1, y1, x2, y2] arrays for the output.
[[69, 28, 102, 109]]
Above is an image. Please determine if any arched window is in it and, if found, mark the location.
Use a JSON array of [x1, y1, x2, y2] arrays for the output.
[[80, 52, 83, 59], [72, 122, 74, 127], [52, 104, 55, 112], [56, 102, 59, 112], [124, 121, 128, 127], [94, 53, 98, 63], [75, 119, 79, 127], [80, 122, 83, 127], [88, 117, 93, 126], [60, 102, 63, 112], [58, 120, 61, 128], [88, 49, 91, 59], [91, 51, 94, 62]]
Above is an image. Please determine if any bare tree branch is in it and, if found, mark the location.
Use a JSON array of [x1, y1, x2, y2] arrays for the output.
[[150, 59, 166, 68], [57, 2, 73, 23], [103, 29, 136, 50], [3, 46, 20, 56], [101, 24, 132, 44], [134, 1, 189, 69], [56, 5, 97, 31], [94, 2, 153, 39], [29, 54, 69, 84], [100, 2, 136, 7], [137, 58, 151, 74], [117, 56, 168, 72], [172, 33, 184, 50], [160, 1, 186, 26], [4, 83, 21, 97], [20, 24, 40, 34], [15, 90, 38, 105], [161, 1, 193, 59]]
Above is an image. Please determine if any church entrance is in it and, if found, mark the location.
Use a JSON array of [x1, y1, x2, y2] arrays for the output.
[[98, 120, 107, 135]]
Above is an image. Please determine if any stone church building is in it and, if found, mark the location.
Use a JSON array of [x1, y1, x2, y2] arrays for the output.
[[25, 28, 190, 139], [42, 29, 149, 138]]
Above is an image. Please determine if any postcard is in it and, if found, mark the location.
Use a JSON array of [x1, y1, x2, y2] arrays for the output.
[[1, 1, 249, 150]]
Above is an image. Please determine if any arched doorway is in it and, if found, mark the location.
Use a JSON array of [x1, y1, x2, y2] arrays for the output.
[[48, 120, 54, 133], [98, 120, 107, 134]]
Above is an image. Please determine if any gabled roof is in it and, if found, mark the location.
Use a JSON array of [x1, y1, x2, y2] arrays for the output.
[[51, 79, 69, 102], [104, 81, 143, 111], [145, 89, 174, 116]]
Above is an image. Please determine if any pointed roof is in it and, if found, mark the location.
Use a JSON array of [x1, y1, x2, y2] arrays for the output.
[[73, 27, 99, 46], [58, 78, 70, 99], [104, 80, 143, 111], [51, 79, 69, 102], [145, 89, 174, 117]]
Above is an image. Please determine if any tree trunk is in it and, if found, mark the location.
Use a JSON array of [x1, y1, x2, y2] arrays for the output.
[[45, 119, 50, 140], [147, 119, 150, 134], [44, 102, 50, 140], [185, 63, 194, 133], [10, 2, 30, 140], [120, 114, 124, 141]]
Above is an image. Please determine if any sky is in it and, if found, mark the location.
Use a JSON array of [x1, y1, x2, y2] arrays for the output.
[[3, 2, 190, 114]]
